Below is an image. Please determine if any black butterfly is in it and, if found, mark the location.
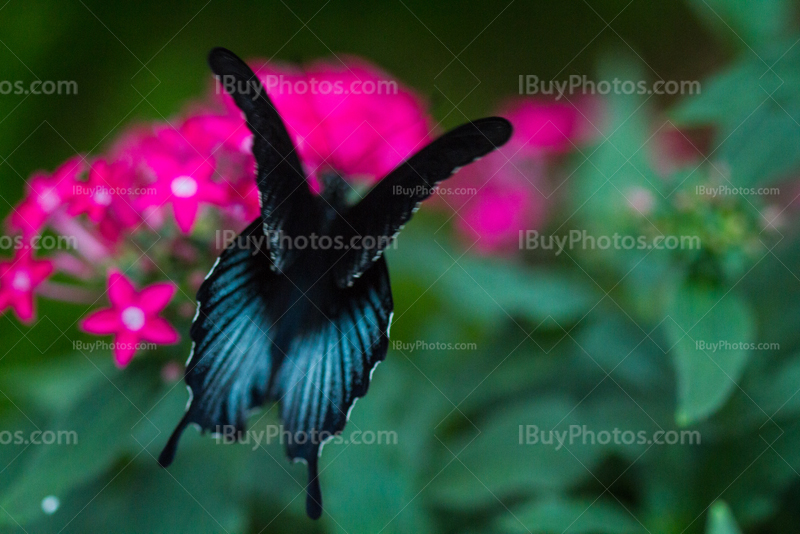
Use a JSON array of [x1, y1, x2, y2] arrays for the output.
[[158, 47, 512, 519]]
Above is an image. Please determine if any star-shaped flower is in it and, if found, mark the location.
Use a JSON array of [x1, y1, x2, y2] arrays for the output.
[[138, 128, 228, 234], [69, 159, 141, 243], [0, 250, 53, 324], [81, 271, 179, 367], [8, 156, 85, 237]]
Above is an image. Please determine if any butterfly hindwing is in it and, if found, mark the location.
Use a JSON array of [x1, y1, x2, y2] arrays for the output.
[[331, 117, 512, 287], [159, 219, 280, 467], [208, 47, 318, 273], [275, 257, 393, 519], [160, 218, 395, 521]]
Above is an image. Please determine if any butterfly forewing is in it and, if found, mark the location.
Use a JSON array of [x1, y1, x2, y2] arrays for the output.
[[330, 118, 512, 287], [208, 47, 319, 273]]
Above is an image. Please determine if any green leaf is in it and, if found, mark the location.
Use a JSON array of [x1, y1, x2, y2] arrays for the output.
[[441, 259, 597, 325], [573, 54, 661, 232], [321, 362, 432, 533], [389, 227, 596, 326], [686, 0, 794, 47], [574, 317, 666, 390], [0, 360, 167, 526], [672, 42, 800, 187], [666, 284, 755, 424], [707, 501, 743, 534], [498, 497, 644, 533], [0, 353, 114, 414], [746, 353, 800, 417], [432, 397, 605, 506], [30, 452, 247, 534]]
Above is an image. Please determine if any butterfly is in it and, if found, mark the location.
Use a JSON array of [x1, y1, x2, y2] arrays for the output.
[[158, 47, 512, 519]]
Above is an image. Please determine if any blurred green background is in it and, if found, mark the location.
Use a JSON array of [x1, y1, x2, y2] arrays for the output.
[[2, 0, 800, 532]]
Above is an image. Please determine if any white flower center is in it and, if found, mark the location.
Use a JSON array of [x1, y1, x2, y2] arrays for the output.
[[37, 187, 60, 212], [120, 306, 146, 332], [170, 175, 198, 198], [93, 189, 112, 206], [10, 270, 31, 292]]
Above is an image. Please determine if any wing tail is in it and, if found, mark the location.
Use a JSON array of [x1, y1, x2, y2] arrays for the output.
[[277, 257, 393, 518]]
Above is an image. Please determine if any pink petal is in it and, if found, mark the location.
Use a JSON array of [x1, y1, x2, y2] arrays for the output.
[[108, 271, 137, 305], [188, 157, 216, 182], [457, 184, 532, 254], [113, 331, 140, 368], [0, 293, 11, 316], [145, 151, 181, 178], [172, 198, 199, 234], [197, 180, 229, 205], [53, 155, 86, 186], [13, 293, 34, 324], [501, 99, 582, 155], [9, 200, 48, 236], [141, 317, 179, 344], [29, 261, 54, 285], [81, 308, 120, 334], [138, 283, 176, 313]]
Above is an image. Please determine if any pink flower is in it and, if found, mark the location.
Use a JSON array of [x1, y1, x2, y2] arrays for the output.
[[224, 177, 260, 222], [137, 128, 229, 233], [500, 99, 585, 155], [217, 57, 432, 186], [69, 159, 140, 234], [452, 154, 546, 254], [81, 271, 179, 367], [0, 250, 53, 324], [444, 98, 592, 254], [180, 113, 252, 155], [8, 156, 85, 237]]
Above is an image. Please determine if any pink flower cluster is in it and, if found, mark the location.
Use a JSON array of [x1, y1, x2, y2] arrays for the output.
[[0, 56, 433, 367], [0, 50, 591, 366], [444, 98, 594, 253], [225, 56, 432, 189]]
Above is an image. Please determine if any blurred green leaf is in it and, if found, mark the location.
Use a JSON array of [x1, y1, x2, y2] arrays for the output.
[[717, 353, 800, 426], [432, 396, 604, 507], [441, 259, 598, 325], [707, 501, 743, 534], [686, 0, 794, 47], [673, 42, 800, 187], [573, 54, 661, 233], [0, 359, 166, 525], [30, 451, 247, 534], [498, 497, 643, 533], [390, 226, 597, 327], [0, 353, 113, 414], [666, 284, 754, 424], [574, 317, 667, 391], [743, 240, 800, 350], [322, 361, 432, 533]]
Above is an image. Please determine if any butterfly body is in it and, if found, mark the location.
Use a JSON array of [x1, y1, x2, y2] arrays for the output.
[[159, 47, 512, 520]]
